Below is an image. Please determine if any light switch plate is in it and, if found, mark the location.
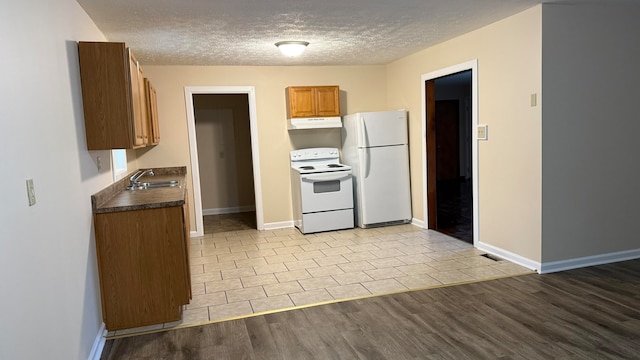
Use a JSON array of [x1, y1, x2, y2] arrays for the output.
[[477, 124, 488, 140], [26, 179, 36, 206]]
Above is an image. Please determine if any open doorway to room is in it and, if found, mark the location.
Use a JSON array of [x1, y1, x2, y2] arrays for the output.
[[434, 72, 472, 242], [193, 94, 257, 234], [422, 60, 478, 245], [185, 86, 264, 236]]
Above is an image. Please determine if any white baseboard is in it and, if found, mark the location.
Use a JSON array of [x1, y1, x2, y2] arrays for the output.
[[263, 220, 294, 230], [476, 241, 541, 273], [411, 218, 426, 228], [87, 323, 107, 360], [539, 248, 640, 274], [202, 205, 256, 216]]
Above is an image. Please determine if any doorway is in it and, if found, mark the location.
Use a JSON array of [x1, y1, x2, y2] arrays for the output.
[[422, 60, 478, 245], [193, 94, 257, 234], [434, 74, 472, 242], [185, 86, 264, 236]]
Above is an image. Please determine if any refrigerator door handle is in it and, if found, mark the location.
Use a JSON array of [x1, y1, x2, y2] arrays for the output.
[[359, 115, 370, 148], [359, 115, 372, 177], [359, 148, 371, 178]]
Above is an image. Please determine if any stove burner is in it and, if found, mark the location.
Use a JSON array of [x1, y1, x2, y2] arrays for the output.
[[300, 166, 315, 170], [327, 164, 343, 168]]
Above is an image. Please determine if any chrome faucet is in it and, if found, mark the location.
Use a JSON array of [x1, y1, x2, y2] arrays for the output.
[[129, 169, 154, 188]]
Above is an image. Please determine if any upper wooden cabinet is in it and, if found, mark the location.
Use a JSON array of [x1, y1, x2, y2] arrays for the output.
[[145, 78, 160, 145], [78, 42, 153, 150], [286, 86, 340, 118]]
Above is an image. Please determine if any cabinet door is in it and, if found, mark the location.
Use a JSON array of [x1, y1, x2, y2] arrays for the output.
[[287, 87, 316, 117], [145, 78, 160, 145], [127, 49, 148, 147], [94, 206, 190, 330], [314, 86, 340, 116], [182, 203, 192, 299], [78, 42, 134, 150]]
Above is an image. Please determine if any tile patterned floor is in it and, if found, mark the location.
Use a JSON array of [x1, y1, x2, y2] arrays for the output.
[[108, 222, 532, 337], [203, 211, 256, 234]]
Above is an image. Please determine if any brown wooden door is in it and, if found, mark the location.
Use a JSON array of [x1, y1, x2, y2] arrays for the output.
[[145, 78, 160, 145], [128, 49, 147, 147], [314, 86, 340, 116], [287, 87, 316, 117]]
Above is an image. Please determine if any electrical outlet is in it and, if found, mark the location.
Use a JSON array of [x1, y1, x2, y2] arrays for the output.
[[97, 156, 102, 171], [531, 93, 537, 107], [26, 179, 36, 206], [477, 124, 488, 140]]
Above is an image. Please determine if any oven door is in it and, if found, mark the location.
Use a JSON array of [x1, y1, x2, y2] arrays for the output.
[[299, 171, 353, 213]]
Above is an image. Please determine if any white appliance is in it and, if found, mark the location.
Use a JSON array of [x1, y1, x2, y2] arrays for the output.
[[290, 148, 354, 234], [341, 110, 412, 227], [288, 117, 342, 130]]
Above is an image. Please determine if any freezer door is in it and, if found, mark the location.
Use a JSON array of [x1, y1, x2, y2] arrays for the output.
[[357, 145, 412, 226], [358, 110, 407, 147]]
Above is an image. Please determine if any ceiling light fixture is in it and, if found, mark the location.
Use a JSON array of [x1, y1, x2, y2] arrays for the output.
[[275, 41, 309, 57]]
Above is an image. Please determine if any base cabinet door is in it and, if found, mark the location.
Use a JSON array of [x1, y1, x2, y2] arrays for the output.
[[94, 206, 190, 330]]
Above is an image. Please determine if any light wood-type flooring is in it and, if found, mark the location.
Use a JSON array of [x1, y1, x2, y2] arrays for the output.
[[101, 257, 640, 359]]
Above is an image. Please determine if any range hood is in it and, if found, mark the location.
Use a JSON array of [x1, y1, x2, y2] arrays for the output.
[[288, 116, 342, 130]]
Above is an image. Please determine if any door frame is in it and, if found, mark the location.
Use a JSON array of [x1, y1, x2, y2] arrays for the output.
[[184, 86, 264, 236], [421, 60, 478, 245]]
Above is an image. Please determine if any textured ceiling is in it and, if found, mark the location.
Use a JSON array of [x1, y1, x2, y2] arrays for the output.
[[75, 0, 562, 66]]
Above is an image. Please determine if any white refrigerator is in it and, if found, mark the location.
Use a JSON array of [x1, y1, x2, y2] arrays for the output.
[[341, 110, 412, 227]]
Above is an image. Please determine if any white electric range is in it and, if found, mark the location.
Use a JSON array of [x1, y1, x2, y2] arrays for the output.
[[290, 148, 354, 234]]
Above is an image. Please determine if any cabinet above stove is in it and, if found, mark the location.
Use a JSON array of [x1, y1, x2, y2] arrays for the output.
[[286, 86, 342, 130]]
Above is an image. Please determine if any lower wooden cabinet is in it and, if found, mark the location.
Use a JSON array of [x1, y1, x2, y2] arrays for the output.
[[94, 206, 191, 330]]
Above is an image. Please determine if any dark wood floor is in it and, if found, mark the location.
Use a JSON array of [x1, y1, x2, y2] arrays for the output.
[[101, 259, 640, 359]]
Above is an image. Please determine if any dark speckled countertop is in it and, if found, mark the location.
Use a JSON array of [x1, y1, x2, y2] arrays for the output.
[[92, 166, 187, 214]]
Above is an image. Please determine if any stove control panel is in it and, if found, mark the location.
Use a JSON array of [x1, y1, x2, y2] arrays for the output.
[[290, 147, 340, 161]]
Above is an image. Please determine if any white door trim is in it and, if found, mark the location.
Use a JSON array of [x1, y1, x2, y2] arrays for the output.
[[184, 86, 264, 236], [421, 59, 479, 246]]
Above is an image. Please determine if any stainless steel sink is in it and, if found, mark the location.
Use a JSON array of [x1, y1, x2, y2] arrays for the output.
[[127, 180, 180, 190]]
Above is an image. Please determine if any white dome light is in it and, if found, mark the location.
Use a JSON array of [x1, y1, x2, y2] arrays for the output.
[[275, 41, 309, 57]]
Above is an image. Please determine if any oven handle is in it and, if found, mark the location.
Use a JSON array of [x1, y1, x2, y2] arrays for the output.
[[301, 172, 351, 182]]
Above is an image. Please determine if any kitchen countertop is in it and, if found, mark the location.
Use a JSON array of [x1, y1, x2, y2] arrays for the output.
[[92, 166, 187, 214]]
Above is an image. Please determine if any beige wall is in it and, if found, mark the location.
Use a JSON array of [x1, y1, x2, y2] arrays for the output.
[[1, 0, 116, 358], [386, 6, 543, 261], [126, 148, 139, 175], [541, 3, 640, 263], [139, 66, 387, 227]]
